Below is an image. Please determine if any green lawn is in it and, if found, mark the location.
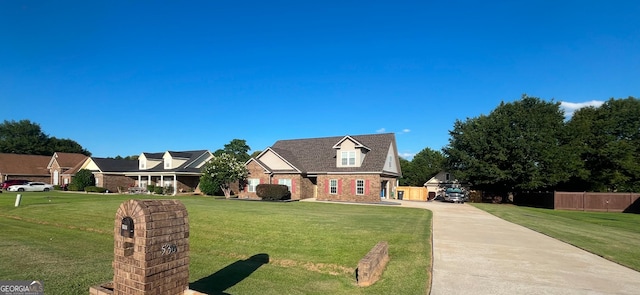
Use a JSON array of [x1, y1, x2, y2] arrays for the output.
[[0, 192, 431, 295], [471, 203, 640, 271]]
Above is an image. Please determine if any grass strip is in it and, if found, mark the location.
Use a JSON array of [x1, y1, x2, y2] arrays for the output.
[[471, 203, 640, 271]]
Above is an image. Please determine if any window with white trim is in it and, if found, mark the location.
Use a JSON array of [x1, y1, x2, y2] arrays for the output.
[[248, 179, 260, 193], [341, 151, 356, 166], [278, 179, 292, 191], [330, 179, 338, 194], [356, 179, 365, 195]]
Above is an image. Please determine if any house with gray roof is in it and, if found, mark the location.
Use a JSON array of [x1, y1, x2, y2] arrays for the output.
[[80, 150, 213, 194], [243, 133, 402, 202]]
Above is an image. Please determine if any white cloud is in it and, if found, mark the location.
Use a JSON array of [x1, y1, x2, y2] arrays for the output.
[[377, 128, 410, 134], [399, 152, 415, 159], [560, 100, 604, 117]]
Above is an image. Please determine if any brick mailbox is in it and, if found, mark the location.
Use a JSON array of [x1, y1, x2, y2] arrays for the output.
[[91, 199, 191, 295]]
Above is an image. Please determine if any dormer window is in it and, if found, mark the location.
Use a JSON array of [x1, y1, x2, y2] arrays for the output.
[[165, 161, 171, 169], [341, 151, 356, 166]]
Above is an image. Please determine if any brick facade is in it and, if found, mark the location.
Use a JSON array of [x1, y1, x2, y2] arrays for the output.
[[112, 200, 190, 295], [317, 174, 383, 203], [95, 174, 137, 193], [242, 160, 399, 202]]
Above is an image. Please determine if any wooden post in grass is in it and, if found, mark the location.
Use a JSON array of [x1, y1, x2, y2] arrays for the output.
[[14, 194, 21, 207]]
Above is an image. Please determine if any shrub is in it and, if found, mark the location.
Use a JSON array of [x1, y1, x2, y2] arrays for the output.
[[199, 174, 224, 196], [256, 184, 291, 201], [163, 186, 174, 195], [147, 185, 156, 193], [154, 186, 164, 194], [71, 169, 95, 191], [67, 183, 80, 191], [85, 186, 108, 193], [54, 185, 62, 191]]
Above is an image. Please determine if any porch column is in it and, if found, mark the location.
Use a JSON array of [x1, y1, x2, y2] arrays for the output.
[[161, 175, 164, 187], [173, 174, 177, 196], [386, 181, 390, 198], [137, 175, 141, 187]]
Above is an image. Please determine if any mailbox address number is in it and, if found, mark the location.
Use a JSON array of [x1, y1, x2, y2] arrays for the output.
[[161, 244, 178, 255]]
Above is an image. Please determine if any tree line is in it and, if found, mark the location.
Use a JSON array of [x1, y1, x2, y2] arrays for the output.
[[0, 120, 91, 156], [443, 95, 640, 193]]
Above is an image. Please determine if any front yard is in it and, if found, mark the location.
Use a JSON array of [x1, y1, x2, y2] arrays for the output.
[[0, 192, 431, 295]]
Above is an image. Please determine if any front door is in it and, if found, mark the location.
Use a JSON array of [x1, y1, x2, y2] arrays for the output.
[[380, 180, 388, 199]]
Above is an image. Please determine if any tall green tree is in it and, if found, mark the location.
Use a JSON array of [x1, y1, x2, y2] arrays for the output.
[[398, 157, 413, 186], [399, 148, 445, 186], [566, 97, 640, 192], [200, 153, 249, 198], [214, 139, 251, 163], [49, 137, 91, 155], [0, 119, 49, 155], [444, 95, 577, 192], [0, 119, 90, 156]]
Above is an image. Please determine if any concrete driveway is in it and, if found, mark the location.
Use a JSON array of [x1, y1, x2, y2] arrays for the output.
[[396, 200, 640, 295]]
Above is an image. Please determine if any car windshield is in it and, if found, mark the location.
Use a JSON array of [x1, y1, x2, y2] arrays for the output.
[[446, 188, 463, 193]]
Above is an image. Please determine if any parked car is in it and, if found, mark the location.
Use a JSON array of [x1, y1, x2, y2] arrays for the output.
[[1, 179, 30, 190], [444, 187, 467, 203], [7, 182, 54, 192]]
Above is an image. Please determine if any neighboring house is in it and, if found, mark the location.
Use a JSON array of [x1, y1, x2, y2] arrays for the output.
[[80, 157, 139, 193], [79, 150, 213, 194], [47, 152, 88, 186], [0, 153, 51, 183], [423, 171, 466, 199], [243, 133, 402, 203], [128, 150, 213, 194]]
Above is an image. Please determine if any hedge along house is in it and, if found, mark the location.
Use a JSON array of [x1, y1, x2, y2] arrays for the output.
[[243, 133, 402, 203], [126, 150, 213, 195]]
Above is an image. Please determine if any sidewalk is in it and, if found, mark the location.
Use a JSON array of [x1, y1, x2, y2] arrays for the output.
[[396, 200, 640, 295]]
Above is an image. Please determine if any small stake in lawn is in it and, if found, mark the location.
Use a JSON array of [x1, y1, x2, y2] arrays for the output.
[[15, 194, 22, 207]]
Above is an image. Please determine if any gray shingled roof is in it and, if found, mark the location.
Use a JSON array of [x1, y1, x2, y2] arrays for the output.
[[269, 133, 399, 174], [91, 158, 139, 172], [142, 152, 164, 159], [144, 150, 209, 173]]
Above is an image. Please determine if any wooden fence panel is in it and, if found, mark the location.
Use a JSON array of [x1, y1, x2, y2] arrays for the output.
[[396, 186, 428, 201], [554, 192, 640, 213]]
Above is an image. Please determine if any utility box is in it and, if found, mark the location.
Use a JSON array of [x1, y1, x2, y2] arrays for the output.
[[111, 199, 190, 295]]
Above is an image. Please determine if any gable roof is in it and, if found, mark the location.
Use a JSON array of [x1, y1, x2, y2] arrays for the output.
[[263, 133, 401, 175], [0, 153, 51, 176], [48, 152, 88, 169], [143, 150, 211, 173]]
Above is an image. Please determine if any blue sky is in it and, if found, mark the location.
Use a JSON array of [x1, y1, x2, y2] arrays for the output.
[[2, 1, 638, 159]]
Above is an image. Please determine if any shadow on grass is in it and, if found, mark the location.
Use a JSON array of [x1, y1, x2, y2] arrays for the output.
[[190, 253, 270, 295]]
